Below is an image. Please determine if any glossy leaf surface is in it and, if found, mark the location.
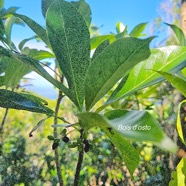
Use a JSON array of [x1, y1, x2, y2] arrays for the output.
[[0, 89, 53, 114], [85, 37, 153, 110], [108, 46, 186, 104]]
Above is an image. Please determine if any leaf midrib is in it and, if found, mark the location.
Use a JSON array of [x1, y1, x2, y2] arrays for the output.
[[115, 48, 186, 100], [88, 38, 150, 109]]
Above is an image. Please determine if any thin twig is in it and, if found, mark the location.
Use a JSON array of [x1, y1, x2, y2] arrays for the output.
[[0, 108, 9, 134], [74, 129, 85, 186], [54, 88, 64, 186]]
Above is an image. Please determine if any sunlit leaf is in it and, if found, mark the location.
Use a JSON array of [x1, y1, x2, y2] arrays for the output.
[[46, 0, 90, 109], [85, 37, 153, 110], [77, 112, 139, 175], [107, 46, 186, 105], [169, 158, 186, 186], [130, 22, 147, 37], [166, 23, 186, 46], [90, 34, 115, 50]]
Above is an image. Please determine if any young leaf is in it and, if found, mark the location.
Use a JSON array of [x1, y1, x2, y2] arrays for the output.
[[77, 112, 139, 175], [18, 36, 37, 50], [46, 0, 90, 109], [90, 34, 115, 50], [85, 37, 153, 110], [29, 116, 51, 137], [107, 46, 186, 105], [13, 13, 50, 47], [165, 23, 186, 46], [0, 89, 53, 114], [71, 0, 92, 27], [130, 22, 147, 37]]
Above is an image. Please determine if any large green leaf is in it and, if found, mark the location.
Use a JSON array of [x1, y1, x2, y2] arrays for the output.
[[71, 0, 92, 27], [85, 37, 153, 110], [77, 112, 139, 175], [107, 46, 186, 105], [166, 23, 186, 46], [0, 56, 30, 87], [130, 22, 147, 37], [0, 89, 53, 114], [13, 13, 50, 47], [78, 110, 177, 173], [46, 0, 90, 109]]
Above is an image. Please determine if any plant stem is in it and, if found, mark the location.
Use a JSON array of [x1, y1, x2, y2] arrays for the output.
[[74, 130, 84, 186], [0, 108, 9, 134], [54, 89, 64, 186]]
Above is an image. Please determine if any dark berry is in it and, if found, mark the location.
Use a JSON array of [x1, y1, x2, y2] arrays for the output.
[[52, 142, 59, 150], [62, 136, 69, 143], [84, 142, 90, 153]]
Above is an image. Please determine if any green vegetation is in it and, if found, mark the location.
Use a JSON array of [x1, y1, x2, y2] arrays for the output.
[[0, 0, 186, 185]]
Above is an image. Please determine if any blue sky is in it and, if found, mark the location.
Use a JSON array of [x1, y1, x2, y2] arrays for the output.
[[5, 0, 162, 41]]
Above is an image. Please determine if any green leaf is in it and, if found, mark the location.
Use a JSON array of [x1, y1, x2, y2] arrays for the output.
[[115, 26, 128, 40], [0, 47, 76, 105], [104, 110, 177, 152], [13, 13, 50, 47], [71, 0, 92, 27], [77, 112, 139, 175], [166, 23, 186, 46], [41, 0, 53, 18], [22, 47, 54, 60], [0, 0, 4, 9], [0, 7, 19, 18], [156, 71, 186, 97], [46, 0, 90, 109], [18, 36, 37, 50], [130, 22, 147, 37], [176, 100, 186, 145], [169, 158, 186, 186], [20, 93, 49, 106], [0, 56, 30, 87], [29, 116, 51, 137], [90, 35, 115, 50], [12, 53, 76, 104], [108, 46, 186, 105], [0, 89, 53, 114], [116, 21, 125, 33], [91, 39, 109, 61], [85, 37, 153, 110]]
